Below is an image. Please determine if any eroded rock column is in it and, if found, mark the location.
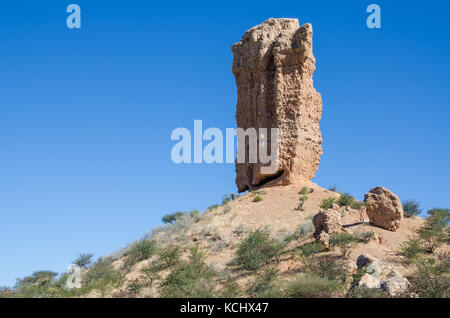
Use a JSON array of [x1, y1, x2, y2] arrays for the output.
[[232, 18, 323, 192]]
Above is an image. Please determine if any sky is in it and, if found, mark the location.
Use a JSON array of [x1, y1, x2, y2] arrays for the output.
[[0, 0, 449, 287]]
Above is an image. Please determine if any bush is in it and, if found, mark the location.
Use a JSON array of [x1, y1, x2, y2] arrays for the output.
[[329, 233, 357, 258], [337, 193, 355, 207], [347, 286, 389, 298], [328, 185, 341, 193], [220, 275, 242, 298], [190, 209, 200, 218], [162, 212, 186, 224], [397, 238, 424, 263], [297, 195, 308, 211], [299, 187, 309, 195], [230, 229, 285, 271], [320, 198, 335, 210], [285, 274, 341, 298], [419, 208, 449, 253], [73, 253, 93, 269], [350, 201, 365, 210], [402, 199, 422, 217], [307, 256, 347, 283], [161, 245, 216, 298], [248, 267, 282, 298], [222, 194, 231, 205], [357, 231, 374, 244], [408, 257, 450, 298], [82, 258, 123, 293], [125, 239, 157, 267], [208, 204, 220, 210], [299, 242, 325, 258], [252, 195, 263, 202], [158, 245, 181, 269]]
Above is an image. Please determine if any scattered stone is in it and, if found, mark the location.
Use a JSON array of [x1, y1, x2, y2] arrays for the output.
[[232, 18, 323, 192], [364, 187, 403, 231]]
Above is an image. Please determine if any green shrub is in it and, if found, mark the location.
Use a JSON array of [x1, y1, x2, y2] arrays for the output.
[[125, 239, 157, 267], [230, 229, 285, 271], [161, 245, 216, 298], [248, 267, 282, 298], [162, 212, 186, 224], [329, 233, 357, 258], [408, 257, 450, 298], [299, 242, 325, 258], [126, 279, 144, 296], [297, 195, 308, 211], [350, 201, 365, 210], [402, 199, 422, 217], [158, 245, 181, 269], [73, 253, 93, 269], [222, 194, 231, 205], [285, 274, 341, 298], [82, 258, 123, 293], [307, 256, 347, 283], [14, 270, 61, 297], [397, 238, 424, 263], [320, 198, 335, 210], [347, 286, 389, 298], [357, 231, 374, 244], [337, 193, 355, 207], [190, 209, 200, 218], [220, 278, 242, 298], [299, 187, 309, 195], [252, 195, 263, 202], [208, 204, 220, 210], [419, 208, 449, 253], [328, 185, 341, 193]]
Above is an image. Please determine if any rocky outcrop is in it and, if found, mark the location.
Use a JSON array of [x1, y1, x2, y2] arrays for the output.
[[312, 209, 342, 247], [364, 187, 403, 231], [355, 253, 410, 296], [232, 18, 323, 192]]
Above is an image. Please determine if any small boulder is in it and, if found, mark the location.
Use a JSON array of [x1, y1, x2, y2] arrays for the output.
[[356, 253, 378, 269], [312, 209, 342, 238], [381, 269, 410, 296], [359, 274, 381, 289], [364, 187, 403, 231]]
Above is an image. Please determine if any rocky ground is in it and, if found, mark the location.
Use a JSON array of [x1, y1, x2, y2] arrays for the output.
[[80, 180, 446, 298]]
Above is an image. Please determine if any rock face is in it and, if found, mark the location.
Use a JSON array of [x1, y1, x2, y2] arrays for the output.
[[312, 209, 342, 247], [364, 187, 403, 231], [232, 18, 323, 192]]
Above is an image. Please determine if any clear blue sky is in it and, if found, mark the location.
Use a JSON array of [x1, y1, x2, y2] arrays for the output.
[[0, 0, 449, 287]]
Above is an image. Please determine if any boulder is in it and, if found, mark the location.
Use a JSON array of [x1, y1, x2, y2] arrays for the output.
[[232, 18, 323, 192], [381, 269, 410, 296], [312, 209, 342, 239], [359, 274, 381, 289], [364, 187, 403, 231], [356, 253, 378, 269]]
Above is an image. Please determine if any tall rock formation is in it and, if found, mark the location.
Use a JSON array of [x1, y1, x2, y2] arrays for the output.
[[232, 18, 323, 192]]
